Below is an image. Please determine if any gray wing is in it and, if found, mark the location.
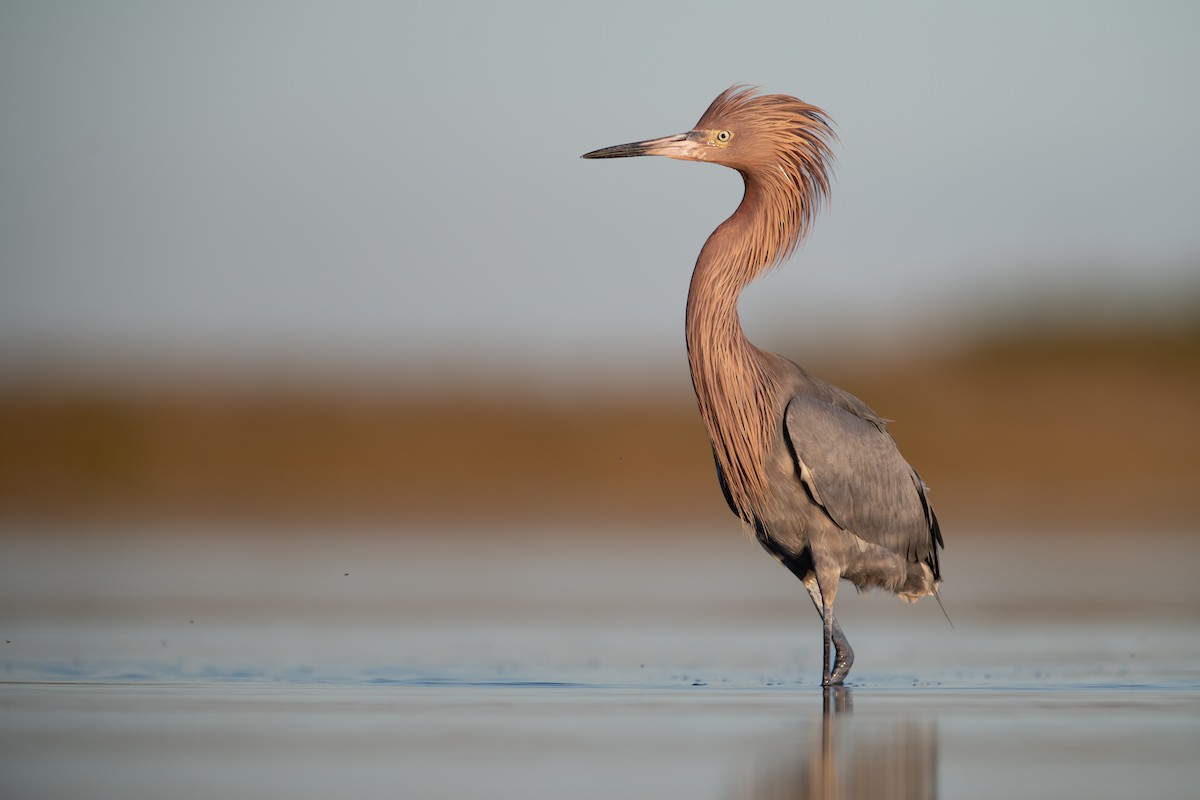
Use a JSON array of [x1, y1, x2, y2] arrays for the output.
[[784, 393, 942, 572]]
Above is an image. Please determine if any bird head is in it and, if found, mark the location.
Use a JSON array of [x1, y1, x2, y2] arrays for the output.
[[581, 85, 836, 181], [582, 85, 836, 272]]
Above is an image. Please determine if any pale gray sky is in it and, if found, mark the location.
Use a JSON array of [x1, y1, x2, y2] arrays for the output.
[[2, 1, 1197, 380]]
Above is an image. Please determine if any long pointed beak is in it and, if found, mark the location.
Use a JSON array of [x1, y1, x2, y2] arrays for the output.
[[581, 131, 701, 160]]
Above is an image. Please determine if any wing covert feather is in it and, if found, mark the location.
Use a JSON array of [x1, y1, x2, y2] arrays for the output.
[[784, 393, 939, 566]]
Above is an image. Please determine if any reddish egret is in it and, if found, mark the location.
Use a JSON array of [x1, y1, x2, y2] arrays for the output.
[[582, 86, 944, 685]]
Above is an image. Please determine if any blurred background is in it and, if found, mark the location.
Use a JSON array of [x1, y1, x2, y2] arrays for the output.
[[1, 0, 1198, 534]]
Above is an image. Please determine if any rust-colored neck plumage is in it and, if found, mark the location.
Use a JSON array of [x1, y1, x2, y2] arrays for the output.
[[685, 180, 785, 523], [684, 89, 835, 523]]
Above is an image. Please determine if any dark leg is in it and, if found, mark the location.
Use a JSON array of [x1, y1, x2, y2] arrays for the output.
[[828, 631, 854, 685], [813, 569, 843, 687], [803, 576, 854, 685], [822, 597, 834, 685]]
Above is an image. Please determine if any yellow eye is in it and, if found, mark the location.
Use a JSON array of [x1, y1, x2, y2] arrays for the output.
[[715, 130, 733, 143]]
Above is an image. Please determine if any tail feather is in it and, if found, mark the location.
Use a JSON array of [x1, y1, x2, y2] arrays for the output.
[[897, 561, 938, 603]]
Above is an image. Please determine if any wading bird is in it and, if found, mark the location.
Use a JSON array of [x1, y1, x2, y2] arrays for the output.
[[582, 86, 944, 686]]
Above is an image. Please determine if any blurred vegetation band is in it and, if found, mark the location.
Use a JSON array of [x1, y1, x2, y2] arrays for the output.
[[0, 327, 1196, 527]]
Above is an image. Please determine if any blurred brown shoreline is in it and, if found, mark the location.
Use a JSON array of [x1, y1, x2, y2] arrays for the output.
[[2, 325, 1197, 533]]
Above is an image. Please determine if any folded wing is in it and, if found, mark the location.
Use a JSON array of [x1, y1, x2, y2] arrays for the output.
[[784, 393, 942, 575]]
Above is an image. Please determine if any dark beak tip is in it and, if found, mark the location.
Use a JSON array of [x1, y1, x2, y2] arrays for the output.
[[579, 142, 651, 160], [580, 147, 616, 160]]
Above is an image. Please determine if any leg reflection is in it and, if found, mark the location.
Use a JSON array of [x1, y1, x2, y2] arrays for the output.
[[822, 685, 852, 716], [732, 688, 937, 800]]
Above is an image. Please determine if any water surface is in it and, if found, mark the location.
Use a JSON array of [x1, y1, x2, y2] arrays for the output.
[[2, 523, 1197, 798]]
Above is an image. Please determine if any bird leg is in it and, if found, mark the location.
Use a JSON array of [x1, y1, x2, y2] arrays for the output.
[[804, 574, 853, 685], [827, 616, 853, 685]]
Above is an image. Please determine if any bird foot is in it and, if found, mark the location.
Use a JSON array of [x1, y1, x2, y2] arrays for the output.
[[827, 649, 854, 685]]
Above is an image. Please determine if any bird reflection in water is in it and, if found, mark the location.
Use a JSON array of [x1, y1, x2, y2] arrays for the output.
[[731, 688, 938, 800]]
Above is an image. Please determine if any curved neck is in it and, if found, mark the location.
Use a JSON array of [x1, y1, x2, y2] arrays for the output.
[[685, 178, 780, 522], [684, 177, 780, 337]]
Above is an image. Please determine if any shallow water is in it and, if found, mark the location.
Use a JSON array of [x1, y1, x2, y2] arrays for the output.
[[2, 523, 1198, 798]]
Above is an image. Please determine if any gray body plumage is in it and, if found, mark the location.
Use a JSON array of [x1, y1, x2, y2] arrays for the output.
[[742, 359, 942, 600]]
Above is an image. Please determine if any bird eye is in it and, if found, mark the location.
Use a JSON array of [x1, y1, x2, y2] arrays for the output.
[[715, 130, 732, 143]]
